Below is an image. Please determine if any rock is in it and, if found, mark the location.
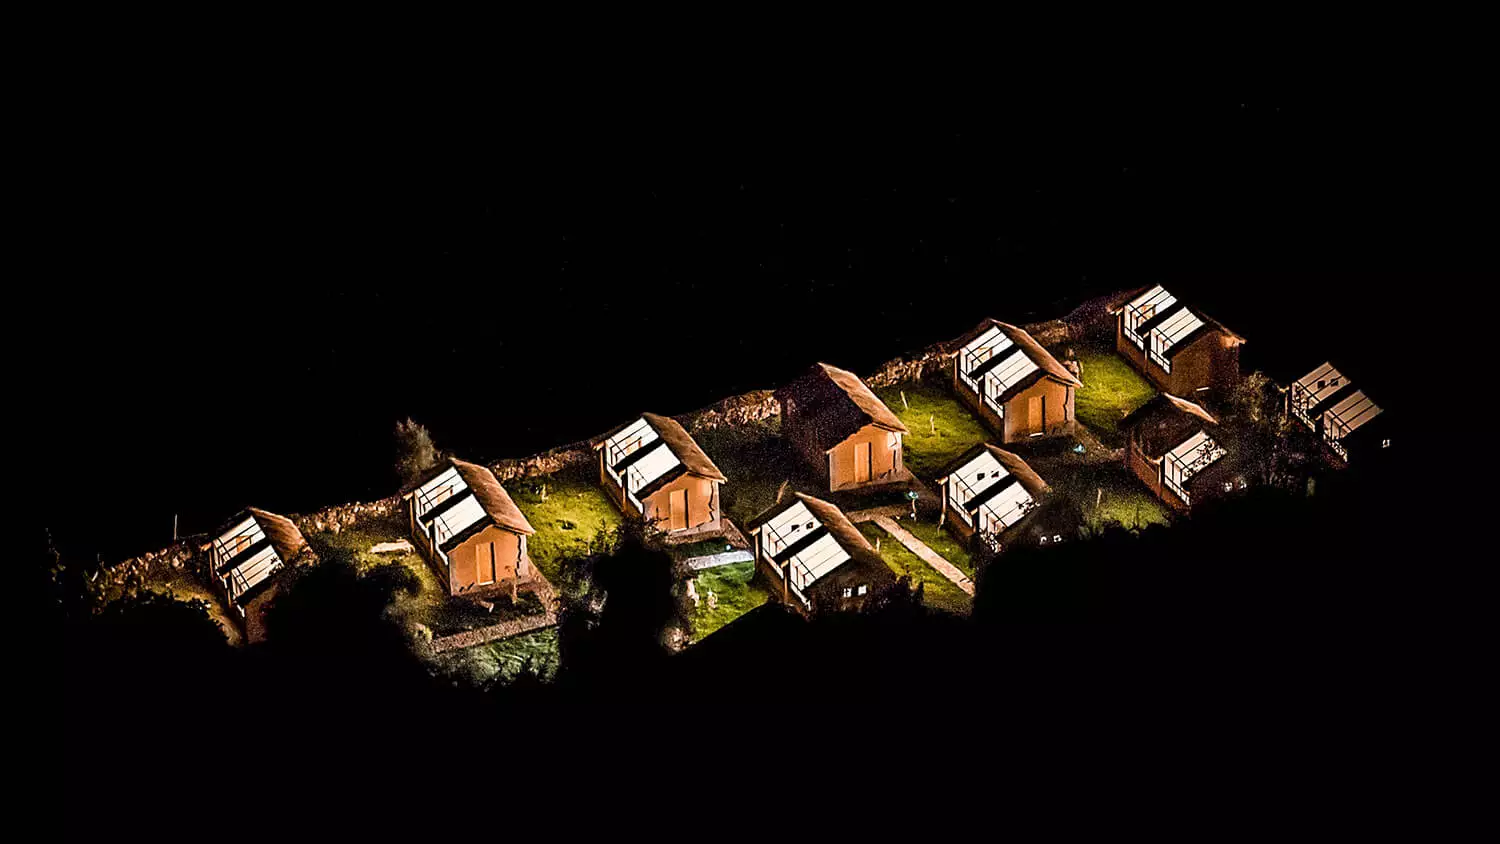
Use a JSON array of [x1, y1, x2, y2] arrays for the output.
[[370, 539, 415, 555]]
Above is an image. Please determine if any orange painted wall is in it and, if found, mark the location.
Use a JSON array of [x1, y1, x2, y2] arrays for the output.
[[447, 525, 527, 595], [641, 473, 720, 533], [1004, 377, 1074, 441], [828, 424, 901, 490], [951, 357, 1074, 443], [1115, 313, 1240, 396]]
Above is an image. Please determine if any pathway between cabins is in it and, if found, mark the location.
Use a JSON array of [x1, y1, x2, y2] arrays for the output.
[[428, 611, 557, 655], [867, 515, 975, 597]]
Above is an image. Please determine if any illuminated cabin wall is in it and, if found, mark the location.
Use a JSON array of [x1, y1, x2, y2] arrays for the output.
[[827, 424, 903, 492], [1115, 311, 1240, 396], [1006, 377, 1073, 441], [445, 524, 529, 595], [639, 473, 720, 535], [1124, 429, 1238, 515], [952, 356, 1076, 443], [406, 494, 531, 596], [751, 513, 894, 615], [598, 448, 722, 535]]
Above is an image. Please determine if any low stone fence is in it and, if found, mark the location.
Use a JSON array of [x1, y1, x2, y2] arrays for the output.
[[489, 439, 596, 483], [682, 389, 779, 433], [93, 537, 203, 598], [426, 611, 558, 655], [865, 345, 953, 388], [294, 497, 401, 535], [1057, 288, 1140, 343], [101, 289, 1133, 576]]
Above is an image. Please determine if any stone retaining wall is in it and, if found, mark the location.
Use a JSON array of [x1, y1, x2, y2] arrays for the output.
[[294, 497, 402, 535], [93, 538, 203, 598], [102, 289, 1129, 575]]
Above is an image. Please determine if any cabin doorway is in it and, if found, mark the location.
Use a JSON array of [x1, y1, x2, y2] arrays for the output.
[[668, 489, 689, 531], [476, 542, 496, 585], [1028, 395, 1044, 432], [854, 442, 872, 483]]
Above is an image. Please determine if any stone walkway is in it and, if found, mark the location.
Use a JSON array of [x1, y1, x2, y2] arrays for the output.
[[427, 611, 558, 654], [684, 550, 754, 570], [869, 515, 975, 596]]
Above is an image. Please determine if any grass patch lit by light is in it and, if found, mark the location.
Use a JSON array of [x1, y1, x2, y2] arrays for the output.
[[1073, 346, 1157, 445], [875, 380, 991, 481], [509, 467, 624, 585], [857, 522, 970, 615], [898, 515, 976, 578], [689, 561, 770, 641]]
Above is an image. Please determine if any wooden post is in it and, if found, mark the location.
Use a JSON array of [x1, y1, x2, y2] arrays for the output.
[[929, 414, 936, 435], [776, 480, 789, 503], [900, 390, 909, 410]]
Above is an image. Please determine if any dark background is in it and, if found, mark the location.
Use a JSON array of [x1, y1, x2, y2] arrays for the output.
[[32, 96, 1487, 563]]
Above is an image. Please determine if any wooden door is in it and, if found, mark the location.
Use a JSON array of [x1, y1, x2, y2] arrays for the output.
[[1028, 395, 1043, 433], [668, 489, 689, 531], [854, 441, 872, 483], [475, 542, 495, 584]]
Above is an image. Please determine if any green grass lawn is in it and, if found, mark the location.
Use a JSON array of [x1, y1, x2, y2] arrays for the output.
[[689, 561, 770, 641], [1082, 468, 1172, 532], [509, 467, 624, 586], [857, 522, 971, 615], [1073, 346, 1157, 445], [305, 515, 491, 637], [430, 627, 560, 686], [695, 418, 825, 526], [478, 628, 559, 681], [897, 515, 976, 578], [875, 380, 991, 480], [1007, 449, 1171, 534]]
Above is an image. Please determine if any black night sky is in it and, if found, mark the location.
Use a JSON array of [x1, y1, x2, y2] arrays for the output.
[[35, 97, 1484, 561], [44, 53, 1499, 829]]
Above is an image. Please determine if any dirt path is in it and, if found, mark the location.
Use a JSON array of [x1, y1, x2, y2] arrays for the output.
[[869, 515, 975, 596]]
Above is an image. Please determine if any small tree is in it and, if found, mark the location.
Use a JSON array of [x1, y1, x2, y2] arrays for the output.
[[394, 418, 442, 487], [1224, 371, 1315, 489]]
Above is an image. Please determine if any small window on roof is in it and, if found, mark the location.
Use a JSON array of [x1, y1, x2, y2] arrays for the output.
[[1317, 380, 1326, 389], [1053, 534, 1062, 543], [1382, 439, 1391, 449], [857, 584, 868, 596], [842, 587, 853, 598], [1331, 377, 1341, 386], [806, 521, 815, 531], [1040, 535, 1049, 544], [1224, 482, 1234, 492]]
